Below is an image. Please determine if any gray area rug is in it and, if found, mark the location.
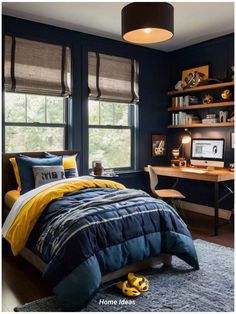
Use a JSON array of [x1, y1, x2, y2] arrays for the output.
[[14, 239, 234, 312]]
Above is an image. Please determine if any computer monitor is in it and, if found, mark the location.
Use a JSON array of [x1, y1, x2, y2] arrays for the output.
[[191, 138, 225, 168]]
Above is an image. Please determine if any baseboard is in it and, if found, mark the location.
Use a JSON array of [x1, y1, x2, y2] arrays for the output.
[[180, 200, 232, 220]]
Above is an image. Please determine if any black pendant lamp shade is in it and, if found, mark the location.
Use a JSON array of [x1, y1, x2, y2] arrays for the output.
[[122, 2, 174, 44]]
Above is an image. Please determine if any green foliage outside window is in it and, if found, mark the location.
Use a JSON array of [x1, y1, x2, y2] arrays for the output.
[[88, 100, 134, 169], [4, 93, 65, 152]]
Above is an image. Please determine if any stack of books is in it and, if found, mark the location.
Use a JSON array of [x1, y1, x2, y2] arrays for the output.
[[202, 114, 218, 124], [172, 95, 190, 107], [172, 112, 201, 125]]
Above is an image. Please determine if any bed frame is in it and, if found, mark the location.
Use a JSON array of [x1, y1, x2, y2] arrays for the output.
[[2, 150, 172, 282]]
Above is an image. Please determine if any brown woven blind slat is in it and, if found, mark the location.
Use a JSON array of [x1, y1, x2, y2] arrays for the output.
[[4, 36, 72, 97], [88, 52, 139, 103]]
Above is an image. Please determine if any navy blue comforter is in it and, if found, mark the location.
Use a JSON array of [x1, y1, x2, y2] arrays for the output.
[[28, 187, 199, 310]]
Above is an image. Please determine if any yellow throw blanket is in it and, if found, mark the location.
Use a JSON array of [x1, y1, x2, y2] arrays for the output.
[[5, 179, 125, 256]]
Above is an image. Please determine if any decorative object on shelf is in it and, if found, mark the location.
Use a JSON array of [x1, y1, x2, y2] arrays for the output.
[[152, 134, 166, 157], [227, 111, 234, 122], [229, 163, 234, 172], [121, 2, 174, 44], [219, 111, 228, 123], [171, 148, 180, 160], [92, 160, 104, 176], [202, 113, 217, 124], [171, 158, 186, 167], [181, 65, 209, 88], [231, 133, 235, 149], [189, 96, 199, 104], [174, 80, 187, 91], [206, 114, 216, 119], [221, 89, 232, 100], [202, 94, 213, 104]]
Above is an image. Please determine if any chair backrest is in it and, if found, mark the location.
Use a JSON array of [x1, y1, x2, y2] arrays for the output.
[[147, 165, 158, 194]]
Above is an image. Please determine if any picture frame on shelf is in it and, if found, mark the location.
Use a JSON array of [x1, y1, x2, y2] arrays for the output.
[[182, 65, 209, 88], [152, 134, 166, 157]]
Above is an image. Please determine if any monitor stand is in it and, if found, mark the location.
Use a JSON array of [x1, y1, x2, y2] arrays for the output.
[[190, 159, 224, 168]]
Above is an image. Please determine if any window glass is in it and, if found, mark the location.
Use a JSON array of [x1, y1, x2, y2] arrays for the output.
[[4, 92, 66, 153], [5, 126, 64, 153], [27, 95, 45, 123], [88, 100, 135, 169], [88, 100, 99, 125], [100, 102, 114, 125], [5, 93, 26, 122], [89, 128, 131, 168], [46, 97, 64, 123], [113, 104, 129, 126]]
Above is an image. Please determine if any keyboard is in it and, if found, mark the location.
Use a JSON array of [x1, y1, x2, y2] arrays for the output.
[[181, 168, 207, 174]]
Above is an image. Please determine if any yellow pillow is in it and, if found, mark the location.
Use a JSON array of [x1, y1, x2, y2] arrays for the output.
[[9, 158, 21, 191], [63, 155, 79, 178]]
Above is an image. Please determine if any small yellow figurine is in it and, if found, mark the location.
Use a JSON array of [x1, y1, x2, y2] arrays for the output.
[[221, 89, 232, 100]]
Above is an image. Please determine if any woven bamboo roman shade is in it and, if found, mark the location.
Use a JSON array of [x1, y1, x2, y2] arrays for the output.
[[88, 52, 139, 103], [4, 36, 71, 96]]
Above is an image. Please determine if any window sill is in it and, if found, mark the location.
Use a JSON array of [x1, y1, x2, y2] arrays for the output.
[[116, 170, 143, 175], [89, 170, 142, 178]]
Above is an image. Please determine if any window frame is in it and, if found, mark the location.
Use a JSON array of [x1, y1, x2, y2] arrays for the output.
[[3, 92, 69, 153], [88, 100, 137, 171]]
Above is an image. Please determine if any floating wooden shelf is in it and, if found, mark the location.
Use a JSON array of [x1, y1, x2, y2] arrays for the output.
[[168, 101, 234, 112], [167, 82, 234, 96], [168, 122, 234, 129]]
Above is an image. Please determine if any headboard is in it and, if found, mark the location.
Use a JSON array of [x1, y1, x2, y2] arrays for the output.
[[2, 150, 80, 200]]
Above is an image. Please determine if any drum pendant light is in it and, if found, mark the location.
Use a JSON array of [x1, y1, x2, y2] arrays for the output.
[[122, 2, 174, 44]]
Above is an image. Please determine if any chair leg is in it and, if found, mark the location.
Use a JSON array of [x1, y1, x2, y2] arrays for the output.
[[170, 199, 187, 224]]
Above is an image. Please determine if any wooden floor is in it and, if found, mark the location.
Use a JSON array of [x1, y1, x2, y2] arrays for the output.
[[2, 211, 234, 312]]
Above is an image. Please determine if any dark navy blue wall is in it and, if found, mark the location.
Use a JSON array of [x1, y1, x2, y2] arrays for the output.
[[2, 15, 170, 190]]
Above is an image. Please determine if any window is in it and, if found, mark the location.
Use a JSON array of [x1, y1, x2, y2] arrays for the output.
[[88, 100, 136, 169], [4, 93, 67, 152]]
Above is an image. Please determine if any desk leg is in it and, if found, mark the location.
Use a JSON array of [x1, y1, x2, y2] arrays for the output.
[[214, 182, 219, 236]]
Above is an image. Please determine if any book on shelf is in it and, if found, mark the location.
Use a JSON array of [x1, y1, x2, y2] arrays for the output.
[[171, 112, 200, 125], [202, 118, 218, 124], [171, 95, 190, 107]]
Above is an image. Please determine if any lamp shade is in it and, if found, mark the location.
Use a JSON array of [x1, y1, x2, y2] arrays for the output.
[[122, 2, 174, 44], [181, 135, 191, 145]]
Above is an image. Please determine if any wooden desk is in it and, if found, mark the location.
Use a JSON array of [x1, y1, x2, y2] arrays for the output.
[[144, 166, 234, 235]]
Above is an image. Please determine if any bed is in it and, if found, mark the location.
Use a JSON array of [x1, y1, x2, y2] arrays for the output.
[[2, 151, 199, 311]]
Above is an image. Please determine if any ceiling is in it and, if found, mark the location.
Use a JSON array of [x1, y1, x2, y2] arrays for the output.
[[2, 2, 234, 52]]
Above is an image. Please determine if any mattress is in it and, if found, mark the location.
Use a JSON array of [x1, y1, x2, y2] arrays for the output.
[[4, 190, 20, 208], [20, 247, 171, 283]]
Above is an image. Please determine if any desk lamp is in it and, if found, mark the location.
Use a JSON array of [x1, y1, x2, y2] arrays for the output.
[[171, 129, 191, 164]]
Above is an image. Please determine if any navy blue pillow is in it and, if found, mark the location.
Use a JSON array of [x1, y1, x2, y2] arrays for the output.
[[16, 155, 63, 195], [43, 152, 79, 178]]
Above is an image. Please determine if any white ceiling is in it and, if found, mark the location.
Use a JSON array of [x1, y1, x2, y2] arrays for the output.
[[2, 2, 234, 52]]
